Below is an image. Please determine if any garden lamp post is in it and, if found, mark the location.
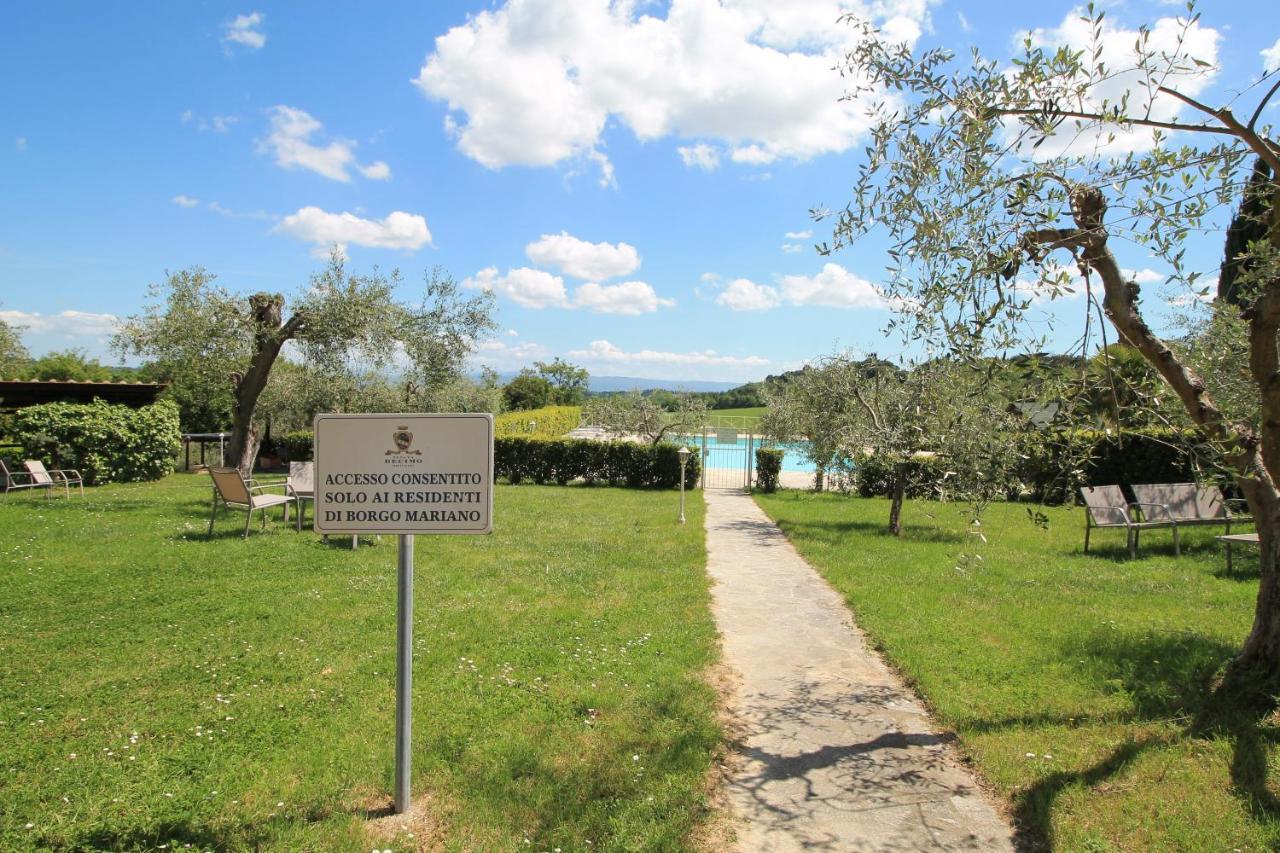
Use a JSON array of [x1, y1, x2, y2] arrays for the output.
[[677, 446, 691, 524]]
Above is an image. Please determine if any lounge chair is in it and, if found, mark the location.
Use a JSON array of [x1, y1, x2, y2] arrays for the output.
[[1131, 483, 1251, 537], [206, 466, 296, 538], [1081, 484, 1179, 558], [0, 458, 52, 499], [24, 459, 84, 498]]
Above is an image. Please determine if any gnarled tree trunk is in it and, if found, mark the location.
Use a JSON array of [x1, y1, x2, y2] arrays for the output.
[[225, 294, 304, 475], [1024, 183, 1280, 696]]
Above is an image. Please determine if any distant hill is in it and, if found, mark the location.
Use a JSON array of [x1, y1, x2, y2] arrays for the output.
[[587, 375, 744, 393], [490, 372, 743, 393]]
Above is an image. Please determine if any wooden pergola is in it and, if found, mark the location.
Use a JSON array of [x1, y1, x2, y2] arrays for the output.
[[0, 379, 167, 413]]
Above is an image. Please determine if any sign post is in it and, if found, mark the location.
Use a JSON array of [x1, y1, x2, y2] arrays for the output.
[[313, 413, 494, 815], [395, 533, 413, 813]]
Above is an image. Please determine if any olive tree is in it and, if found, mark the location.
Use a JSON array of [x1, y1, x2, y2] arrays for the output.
[[584, 391, 708, 446], [830, 4, 1280, 689], [114, 259, 494, 473], [764, 353, 1021, 534]]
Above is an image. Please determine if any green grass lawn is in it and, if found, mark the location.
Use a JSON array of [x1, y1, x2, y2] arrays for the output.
[[0, 475, 719, 851], [705, 407, 765, 428], [754, 491, 1278, 852]]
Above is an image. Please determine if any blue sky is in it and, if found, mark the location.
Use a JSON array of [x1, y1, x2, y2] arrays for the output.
[[2, 1, 1277, 383]]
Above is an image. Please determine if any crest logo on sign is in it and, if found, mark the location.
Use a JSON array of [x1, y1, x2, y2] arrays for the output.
[[388, 426, 423, 457]]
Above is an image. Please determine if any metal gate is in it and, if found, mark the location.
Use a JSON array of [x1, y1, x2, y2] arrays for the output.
[[699, 427, 755, 490]]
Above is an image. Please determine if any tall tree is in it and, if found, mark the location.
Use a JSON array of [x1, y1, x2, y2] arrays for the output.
[[534, 358, 590, 405], [831, 4, 1280, 694], [114, 259, 494, 473], [0, 311, 30, 377]]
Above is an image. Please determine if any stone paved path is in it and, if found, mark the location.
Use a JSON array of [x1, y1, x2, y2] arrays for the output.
[[703, 489, 1015, 852]]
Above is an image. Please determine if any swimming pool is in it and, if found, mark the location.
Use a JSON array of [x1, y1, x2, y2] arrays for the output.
[[676, 434, 816, 473]]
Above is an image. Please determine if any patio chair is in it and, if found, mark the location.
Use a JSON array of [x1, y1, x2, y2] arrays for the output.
[[206, 466, 296, 538], [286, 461, 314, 532], [286, 461, 370, 548], [24, 459, 84, 498], [1081, 484, 1179, 559], [1131, 483, 1251, 536], [0, 458, 52, 499]]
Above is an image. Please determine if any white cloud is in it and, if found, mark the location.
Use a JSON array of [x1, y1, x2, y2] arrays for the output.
[[275, 207, 432, 256], [784, 230, 812, 239], [414, 0, 925, 177], [781, 243, 804, 253], [574, 281, 675, 314], [1013, 11, 1221, 158], [524, 231, 640, 280], [717, 278, 781, 311], [358, 161, 392, 181], [678, 144, 720, 171], [172, 195, 200, 208], [0, 309, 118, 338], [1012, 266, 1165, 304], [259, 106, 391, 182], [223, 12, 266, 50], [956, 11, 971, 33], [181, 111, 238, 133], [474, 337, 551, 367], [568, 339, 769, 369], [779, 262, 886, 308], [463, 266, 570, 309], [1263, 37, 1280, 72]]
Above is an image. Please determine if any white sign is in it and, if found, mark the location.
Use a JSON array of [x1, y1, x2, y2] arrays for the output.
[[716, 428, 739, 446], [313, 413, 493, 535]]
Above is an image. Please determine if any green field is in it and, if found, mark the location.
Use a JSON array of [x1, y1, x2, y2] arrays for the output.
[[705, 407, 765, 428], [753, 491, 1277, 851], [0, 475, 719, 851]]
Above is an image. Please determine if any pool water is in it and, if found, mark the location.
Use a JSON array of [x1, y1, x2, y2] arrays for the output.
[[677, 435, 816, 473]]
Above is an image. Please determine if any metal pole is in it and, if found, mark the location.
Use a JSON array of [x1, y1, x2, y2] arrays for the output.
[[679, 460, 687, 523], [395, 534, 414, 813]]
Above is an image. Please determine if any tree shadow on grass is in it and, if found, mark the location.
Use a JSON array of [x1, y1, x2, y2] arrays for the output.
[[772, 519, 967, 546], [995, 629, 1280, 849], [69, 817, 270, 852]]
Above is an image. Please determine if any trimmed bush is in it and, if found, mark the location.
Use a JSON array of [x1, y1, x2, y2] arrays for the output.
[[854, 455, 949, 499], [11, 399, 181, 485], [278, 430, 314, 462], [496, 437, 699, 489], [494, 406, 581, 438], [755, 448, 784, 493]]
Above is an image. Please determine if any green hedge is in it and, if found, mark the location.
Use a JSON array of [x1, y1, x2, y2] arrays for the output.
[[855, 456, 950, 499], [278, 430, 314, 462], [496, 437, 699, 489], [10, 399, 181, 485], [755, 448, 783, 493], [1019, 428, 1201, 503], [851, 428, 1207, 504]]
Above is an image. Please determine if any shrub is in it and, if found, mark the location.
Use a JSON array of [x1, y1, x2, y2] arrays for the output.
[[1018, 428, 1202, 504], [495, 437, 699, 489], [11, 399, 181, 485], [278, 430, 314, 462], [494, 406, 581, 438], [755, 448, 784, 493], [854, 455, 950, 499]]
